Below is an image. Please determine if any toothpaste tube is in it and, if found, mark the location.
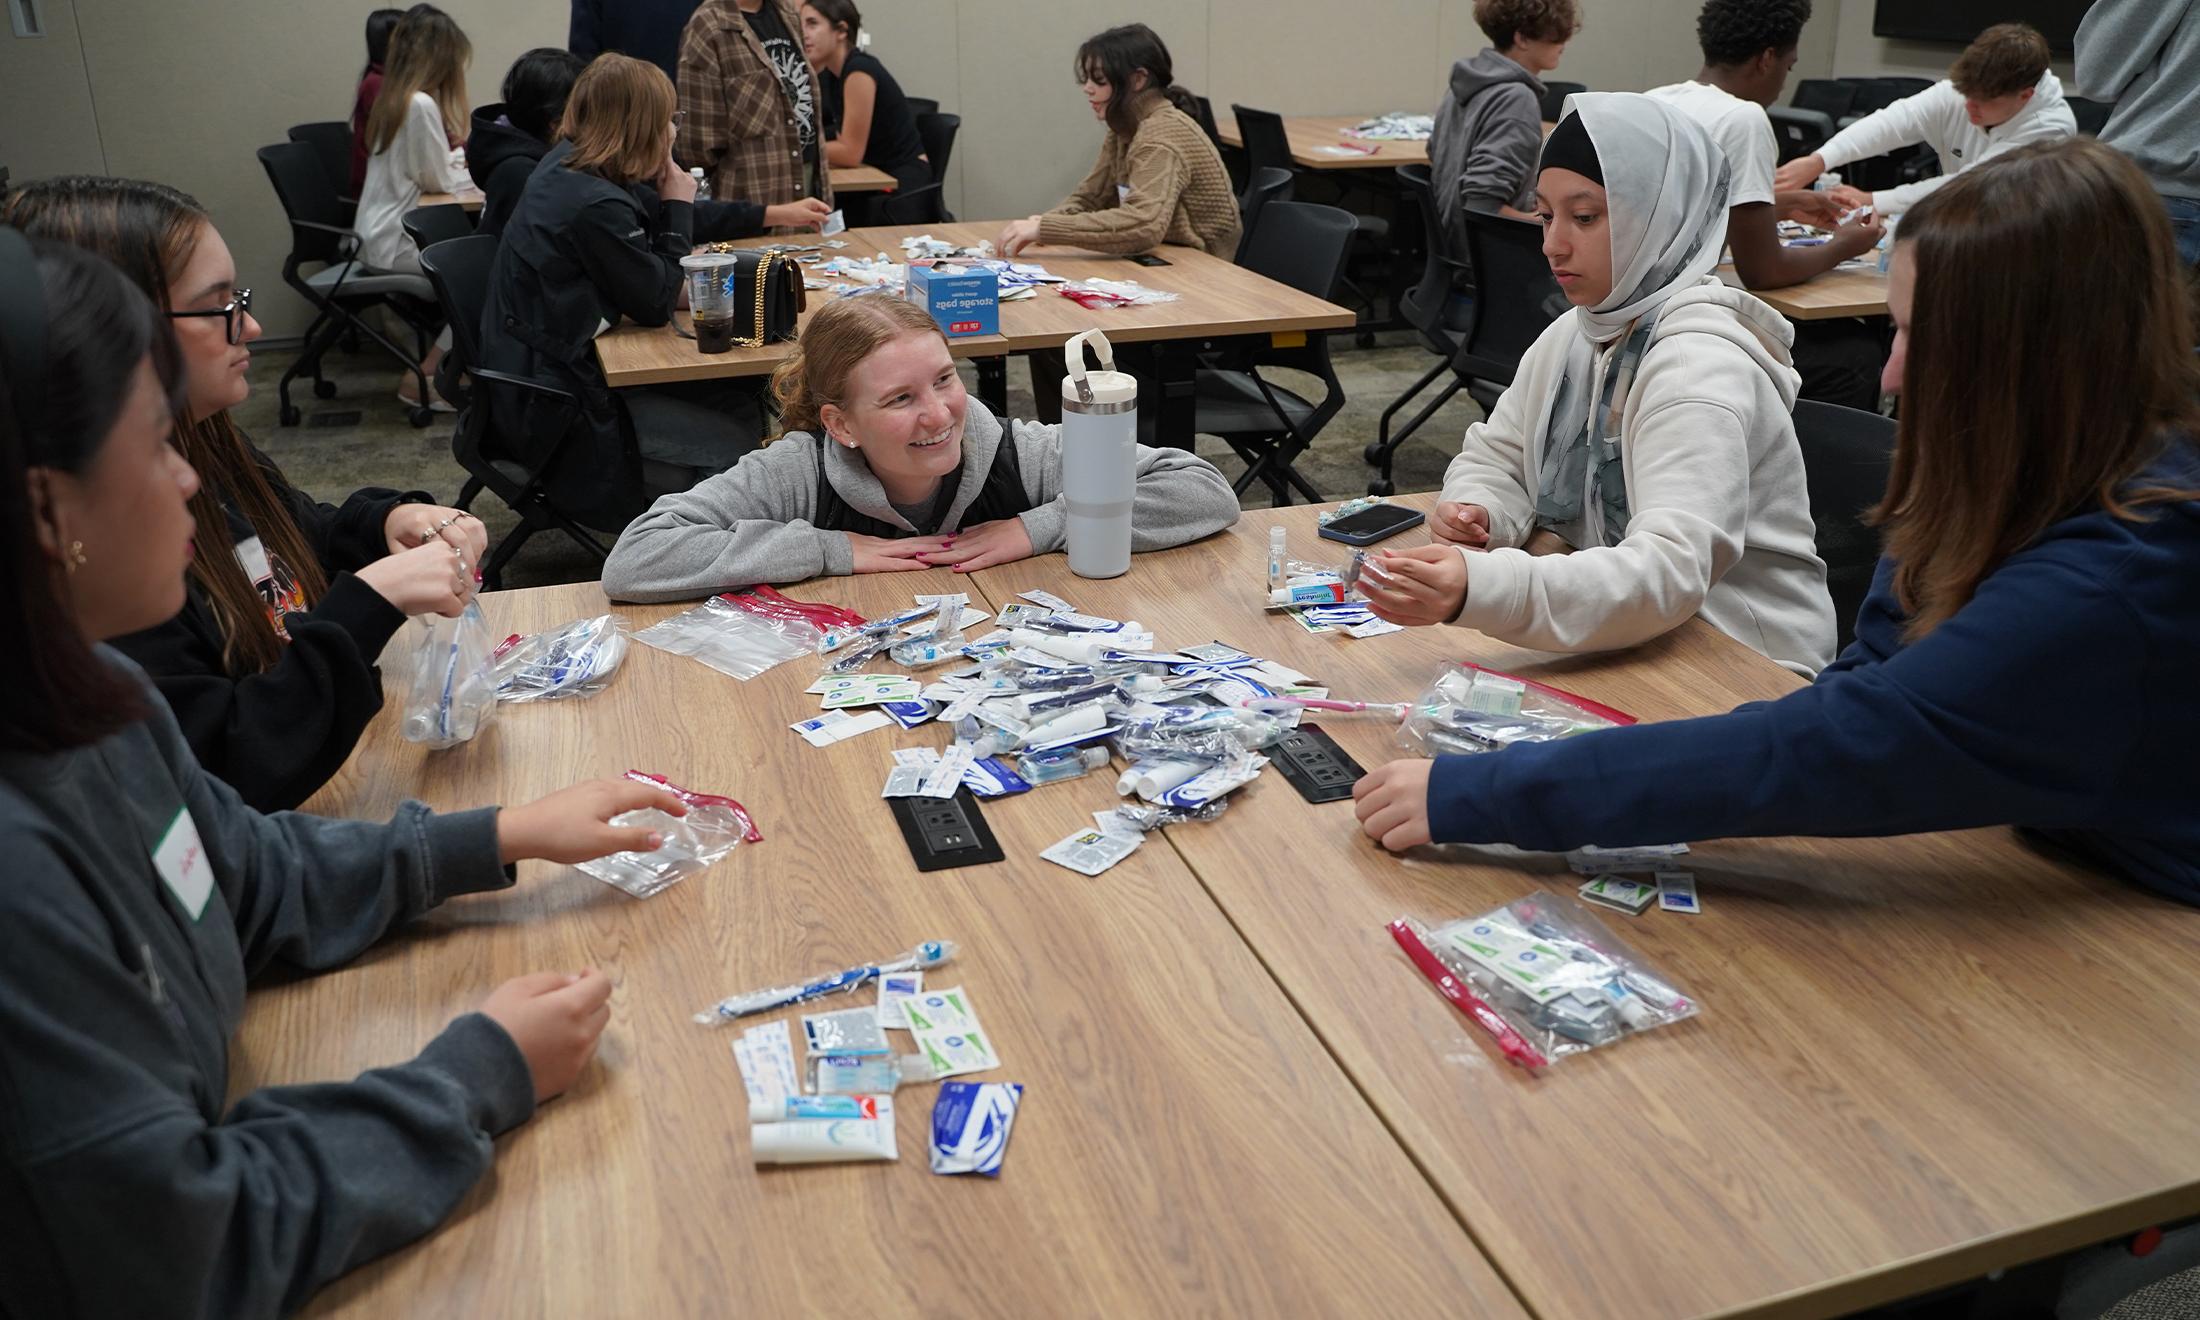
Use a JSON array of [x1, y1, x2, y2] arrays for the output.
[[929, 1082, 1023, 1177], [751, 1093, 881, 1124], [752, 1096, 899, 1164], [1269, 582, 1347, 607], [1153, 756, 1267, 810]]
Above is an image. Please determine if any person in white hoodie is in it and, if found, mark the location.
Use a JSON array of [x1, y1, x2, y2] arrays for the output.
[[1359, 94, 1837, 677], [1774, 23, 2076, 215]]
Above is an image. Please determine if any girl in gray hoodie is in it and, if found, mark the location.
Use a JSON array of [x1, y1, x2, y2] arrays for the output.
[[602, 294, 1243, 599], [0, 232, 688, 1319]]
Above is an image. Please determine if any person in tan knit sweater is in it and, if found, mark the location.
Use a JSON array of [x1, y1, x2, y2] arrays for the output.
[[998, 24, 1240, 260]]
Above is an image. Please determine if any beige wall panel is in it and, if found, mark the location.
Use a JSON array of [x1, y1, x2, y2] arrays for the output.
[[1206, 0, 1431, 118], [75, 0, 560, 339], [953, 0, 1210, 223], [854, 0, 962, 212], [0, 0, 106, 182]]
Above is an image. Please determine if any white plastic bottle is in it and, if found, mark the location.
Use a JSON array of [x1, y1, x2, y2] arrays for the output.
[[690, 166, 711, 204], [1059, 328, 1138, 579]]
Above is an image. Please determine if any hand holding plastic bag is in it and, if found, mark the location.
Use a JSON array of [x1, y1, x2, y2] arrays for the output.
[[401, 599, 497, 748]]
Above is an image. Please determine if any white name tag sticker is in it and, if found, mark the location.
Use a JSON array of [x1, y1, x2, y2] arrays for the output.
[[233, 536, 272, 587], [152, 807, 214, 921]]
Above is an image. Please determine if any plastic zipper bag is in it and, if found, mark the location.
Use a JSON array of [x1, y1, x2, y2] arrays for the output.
[[1399, 662, 1635, 758], [400, 600, 497, 748], [576, 770, 763, 898], [1391, 891, 1697, 1069], [492, 614, 630, 702]]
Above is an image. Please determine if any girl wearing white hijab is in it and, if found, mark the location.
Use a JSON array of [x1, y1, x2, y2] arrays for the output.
[[1362, 92, 1837, 677]]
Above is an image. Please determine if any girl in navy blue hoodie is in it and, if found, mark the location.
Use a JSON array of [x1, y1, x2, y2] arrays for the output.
[[1355, 137, 2200, 904]]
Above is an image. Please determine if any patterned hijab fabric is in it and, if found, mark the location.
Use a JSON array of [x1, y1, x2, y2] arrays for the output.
[[1530, 93, 1732, 547]]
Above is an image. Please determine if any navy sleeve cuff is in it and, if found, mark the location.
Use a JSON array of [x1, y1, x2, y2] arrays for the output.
[[1426, 753, 1507, 846]]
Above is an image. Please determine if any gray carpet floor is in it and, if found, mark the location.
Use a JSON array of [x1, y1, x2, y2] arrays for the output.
[[235, 331, 1486, 590]]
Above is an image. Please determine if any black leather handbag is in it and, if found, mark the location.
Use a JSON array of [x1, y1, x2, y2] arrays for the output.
[[715, 248, 805, 346]]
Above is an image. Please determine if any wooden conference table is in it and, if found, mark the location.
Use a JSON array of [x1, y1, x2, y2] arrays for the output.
[[593, 220, 1355, 446], [1215, 114, 1557, 169], [244, 561, 1522, 1318], [1721, 259, 1892, 321], [422, 163, 897, 212], [242, 497, 2200, 1318]]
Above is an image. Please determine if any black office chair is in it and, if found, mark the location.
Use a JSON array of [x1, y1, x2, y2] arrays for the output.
[[905, 96, 940, 119], [1853, 77, 1932, 116], [1836, 79, 1936, 192], [1232, 103, 1390, 333], [1235, 166, 1294, 262], [257, 140, 442, 428], [1192, 201, 1357, 505], [401, 203, 473, 254], [1792, 399, 1895, 654], [1365, 165, 1477, 491], [287, 120, 357, 213], [1191, 94, 1226, 150], [417, 235, 613, 588], [1791, 79, 1858, 122], [2068, 96, 2114, 137], [915, 111, 960, 219], [1767, 106, 1835, 165], [1364, 208, 1563, 496], [1538, 81, 1586, 124], [875, 182, 945, 225]]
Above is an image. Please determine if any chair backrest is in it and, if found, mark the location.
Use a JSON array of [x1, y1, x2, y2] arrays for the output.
[[915, 112, 959, 186], [1791, 79, 1857, 121], [1766, 106, 1835, 164], [1854, 77, 1931, 115], [1791, 398, 1896, 652], [2067, 95, 2113, 137], [1235, 166, 1294, 261], [1231, 105, 1295, 183], [1456, 208, 1563, 385], [257, 141, 352, 266], [1390, 164, 1463, 346], [1191, 94, 1225, 149], [905, 96, 940, 119], [877, 181, 944, 225], [402, 203, 473, 255], [1234, 201, 1357, 379], [417, 234, 494, 370], [1538, 81, 1586, 124], [287, 121, 355, 200]]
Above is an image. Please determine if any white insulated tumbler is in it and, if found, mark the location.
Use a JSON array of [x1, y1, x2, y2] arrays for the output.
[[1058, 328, 1137, 579]]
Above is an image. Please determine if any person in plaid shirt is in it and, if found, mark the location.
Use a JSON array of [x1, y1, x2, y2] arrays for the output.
[[676, 0, 836, 221]]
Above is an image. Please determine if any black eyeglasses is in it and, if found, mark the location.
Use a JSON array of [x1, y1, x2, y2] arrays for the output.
[[167, 287, 253, 345]]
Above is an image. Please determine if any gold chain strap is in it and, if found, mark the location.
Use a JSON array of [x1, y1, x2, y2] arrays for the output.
[[696, 245, 783, 349]]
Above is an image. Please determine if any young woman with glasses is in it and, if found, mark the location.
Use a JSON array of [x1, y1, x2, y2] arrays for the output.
[[2, 176, 486, 812]]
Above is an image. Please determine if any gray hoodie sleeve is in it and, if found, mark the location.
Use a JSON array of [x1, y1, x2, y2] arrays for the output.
[[0, 682, 532, 1320], [2076, 0, 2195, 101], [1456, 83, 1544, 213], [601, 436, 856, 601], [1007, 419, 1243, 553]]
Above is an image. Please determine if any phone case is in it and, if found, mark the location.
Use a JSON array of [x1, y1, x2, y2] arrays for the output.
[[1317, 507, 1426, 545]]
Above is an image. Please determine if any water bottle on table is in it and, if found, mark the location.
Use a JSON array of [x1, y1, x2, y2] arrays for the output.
[[1058, 328, 1137, 579]]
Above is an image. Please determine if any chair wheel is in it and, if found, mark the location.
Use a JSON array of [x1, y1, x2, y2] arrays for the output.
[[314, 379, 339, 399], [280, 404, 302, 427], [1355, 330, 1376, 349], [408, 406, 434, 429], [1367, 479, 1395, 497], [1362, 442, 1386, 466]]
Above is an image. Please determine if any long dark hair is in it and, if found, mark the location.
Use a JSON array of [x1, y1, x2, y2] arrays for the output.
[[502, 46, 587, 142], [2, 177, 332, 676], [364, 7, 405, 78], [0, 235, 186, 752], [1074, 24, 1199, 139], [804, 0, 861, 50], [1875, 137, 2200, 639]]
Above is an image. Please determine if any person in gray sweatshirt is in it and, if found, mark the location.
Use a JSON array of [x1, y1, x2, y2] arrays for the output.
[[0, 232, 690, 1319], [1429, 0, 1582, 255], [2077, 0, 2200, 267], [602, 294, 1243, 599]]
